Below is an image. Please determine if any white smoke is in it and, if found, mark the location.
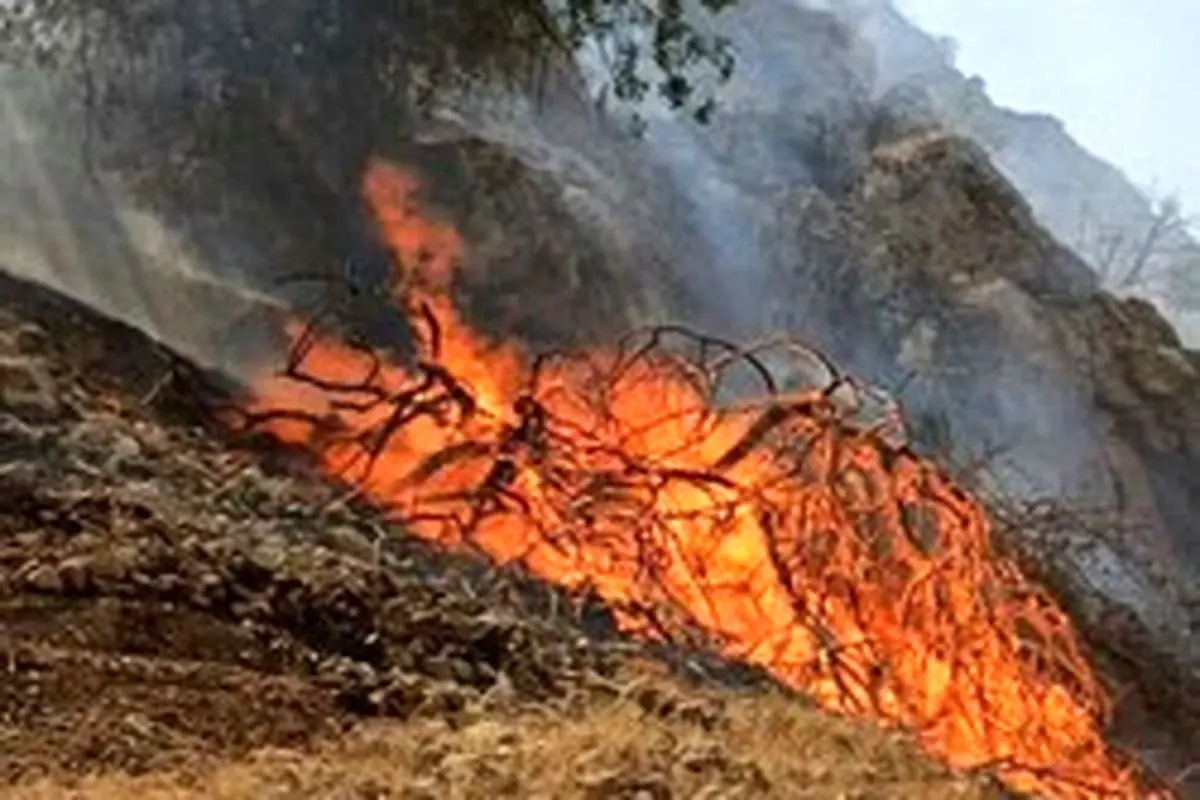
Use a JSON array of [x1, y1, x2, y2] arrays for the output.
[[0, 66, 285, 375]]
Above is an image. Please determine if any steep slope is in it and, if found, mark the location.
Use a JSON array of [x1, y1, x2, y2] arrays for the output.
[[856, 0, 1200, 340], [2, 2, 1200, 794], [0, 271, 1002, 797]]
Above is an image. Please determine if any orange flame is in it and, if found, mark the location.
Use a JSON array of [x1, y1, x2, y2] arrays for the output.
[[239, 159, 1158, 799]]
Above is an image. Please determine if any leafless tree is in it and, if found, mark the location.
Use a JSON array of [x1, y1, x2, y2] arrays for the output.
[[1074, 193, 1200, 309]]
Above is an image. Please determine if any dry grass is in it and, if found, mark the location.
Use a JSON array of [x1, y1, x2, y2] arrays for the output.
[[9, 677, 995, 800]]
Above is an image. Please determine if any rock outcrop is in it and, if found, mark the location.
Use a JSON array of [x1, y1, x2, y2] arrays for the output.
[[854, 0, 1200, 343], [765, 127, 1200, 565], [396, 115, 702, 349], [891, 138, 1200, 563], [760, 128, 1200, 783], [607, 1, 1200, 569]]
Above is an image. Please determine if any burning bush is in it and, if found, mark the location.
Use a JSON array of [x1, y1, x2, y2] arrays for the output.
[[222, 159, 1175, 798]]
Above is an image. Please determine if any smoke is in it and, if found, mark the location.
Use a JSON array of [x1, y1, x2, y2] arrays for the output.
[[566, 0, 877, 341], [0, 0, 436, 375], [0, 0, 879, 361], [0, 0, 1101, 483], [3, 0, 1198, 733], [1, 0, 1195, 558], [0, 66, 289, 375]]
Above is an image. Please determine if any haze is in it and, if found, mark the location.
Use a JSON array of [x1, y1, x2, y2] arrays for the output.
[[894, 0, 1200, 221]]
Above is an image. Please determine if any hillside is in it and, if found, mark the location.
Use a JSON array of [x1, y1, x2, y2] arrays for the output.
[[856, 0, 1200, 341], [1, 1, 1199, 797], [0, 272, 1004, 798]]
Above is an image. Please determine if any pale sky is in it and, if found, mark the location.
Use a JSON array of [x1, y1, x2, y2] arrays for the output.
[[894, 0, 1200, 220]]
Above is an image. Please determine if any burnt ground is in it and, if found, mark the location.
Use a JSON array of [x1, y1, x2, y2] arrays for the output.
[[0, 269, 1006, 798]]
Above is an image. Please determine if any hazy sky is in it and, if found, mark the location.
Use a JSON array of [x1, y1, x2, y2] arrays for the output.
[[893, 0, 1200, 219]]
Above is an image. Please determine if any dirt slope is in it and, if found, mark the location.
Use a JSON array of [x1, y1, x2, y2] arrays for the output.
[[0, 270, 1001, 798]]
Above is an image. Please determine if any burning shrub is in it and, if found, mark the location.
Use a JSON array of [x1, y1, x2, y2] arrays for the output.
[[229, 159, 1165, 799]]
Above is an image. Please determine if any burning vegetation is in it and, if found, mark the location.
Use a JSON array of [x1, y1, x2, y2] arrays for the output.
[[230, 159, 1164, 799]]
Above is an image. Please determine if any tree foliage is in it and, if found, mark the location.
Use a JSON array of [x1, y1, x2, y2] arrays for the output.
[[0, 0, 739, 142]]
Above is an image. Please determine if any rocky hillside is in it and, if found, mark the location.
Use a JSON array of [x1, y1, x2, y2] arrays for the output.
[[2, 2, 1200, 791], [508, 0, 1200, 569], [854, 0, 1200, 341], [640, 3, 1200, 702], [817, 130, 1200, 563], [765, 128, 1200, 722], [0, 269, 1005, 799]]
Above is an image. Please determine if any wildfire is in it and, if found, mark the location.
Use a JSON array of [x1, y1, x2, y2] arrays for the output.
[[237, 159, 1157, 798]]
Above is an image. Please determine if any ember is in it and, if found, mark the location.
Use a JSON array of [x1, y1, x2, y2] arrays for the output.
[[236, 159, 1159, 798]]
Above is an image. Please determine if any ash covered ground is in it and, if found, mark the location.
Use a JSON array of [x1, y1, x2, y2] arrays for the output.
[[0, 271, 1006, 797]]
